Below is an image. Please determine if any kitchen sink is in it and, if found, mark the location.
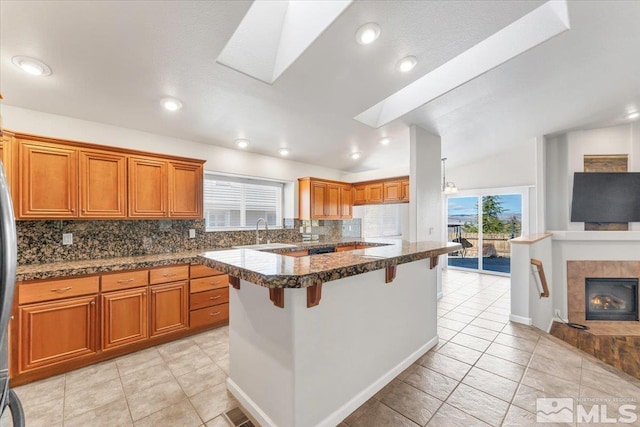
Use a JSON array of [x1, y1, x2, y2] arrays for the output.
[[232, 243, 298, 250]]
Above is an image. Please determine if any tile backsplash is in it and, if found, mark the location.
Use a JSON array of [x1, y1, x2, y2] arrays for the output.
[[17, 218, 355, 265]]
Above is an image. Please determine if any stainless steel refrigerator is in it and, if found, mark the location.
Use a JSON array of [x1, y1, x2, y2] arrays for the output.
[[0, 164, 24, 426]]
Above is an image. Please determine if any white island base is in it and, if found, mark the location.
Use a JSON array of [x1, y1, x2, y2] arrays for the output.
[[226, 259, 438, 427]]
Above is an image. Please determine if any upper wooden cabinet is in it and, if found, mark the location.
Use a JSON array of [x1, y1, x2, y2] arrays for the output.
[[6, 131, 205, 220], [80, 150, 127, 218], [299, 178, 352, 220], [0, 132, 14, 197], [19, 140, 78, 219], [353, 176, 410, 205]]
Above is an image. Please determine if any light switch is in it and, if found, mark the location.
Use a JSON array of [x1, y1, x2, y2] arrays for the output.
[[189, 229, 196, 239], [62, 233, 73, 245]]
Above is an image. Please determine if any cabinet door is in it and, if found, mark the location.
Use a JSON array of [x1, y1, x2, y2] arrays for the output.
[[311, 181, 327, 218], [325, 184, 341, 219], [168, 161, 203, 219], [18, 141, 78, 218], [340, 185, 353, 219], [18, 295, 97, 372], [150, 281, 188, 336], [353, 185, 366, 205], [79, 150, 127, 218], [366, 183, 384, 204], [383, 181, 402, 202], [128, 157, 167, 218], [0, 133, 13, 199], [401, 180, 410, 202], [102, 287, 148, 350]]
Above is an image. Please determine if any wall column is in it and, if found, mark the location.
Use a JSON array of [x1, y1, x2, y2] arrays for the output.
[[409, 125, 442, 296]]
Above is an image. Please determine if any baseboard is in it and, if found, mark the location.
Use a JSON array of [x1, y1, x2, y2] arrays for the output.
[[226, 335, 439, 427], [509, 314, 532, 325]]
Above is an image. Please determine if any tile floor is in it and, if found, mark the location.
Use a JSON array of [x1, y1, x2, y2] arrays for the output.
[[5, 269, 640, 427]]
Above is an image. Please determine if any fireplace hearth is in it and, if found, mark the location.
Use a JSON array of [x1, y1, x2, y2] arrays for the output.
[[585, 278, 638, 321]]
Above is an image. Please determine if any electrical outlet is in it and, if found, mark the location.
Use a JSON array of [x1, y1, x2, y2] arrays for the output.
[[62, 233, 73, 245], [554, 309, 561, 318], [189, 229, 196, 239]]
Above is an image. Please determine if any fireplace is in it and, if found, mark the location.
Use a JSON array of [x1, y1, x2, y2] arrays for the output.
[[585, 278, 639, 321]]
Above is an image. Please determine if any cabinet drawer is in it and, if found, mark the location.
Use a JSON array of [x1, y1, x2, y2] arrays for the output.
[[150, 265, 189, 285], [190, 303, 229, 328], [101, 269, 149, 292], [190, 264, 225, 279], [190, 275, 229, 293], [19, 276, 99, 305], [190, 288, 229, 311], [335, 245, 355, 252]]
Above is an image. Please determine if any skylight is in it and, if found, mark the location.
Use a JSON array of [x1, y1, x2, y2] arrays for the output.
[[354, 0, 570, 128]]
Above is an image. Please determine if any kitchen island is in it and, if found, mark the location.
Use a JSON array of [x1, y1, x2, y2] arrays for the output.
[[198, 240, 460, 427]]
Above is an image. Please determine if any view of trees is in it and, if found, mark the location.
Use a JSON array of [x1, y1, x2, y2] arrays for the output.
[[462, 195, 520, 236]]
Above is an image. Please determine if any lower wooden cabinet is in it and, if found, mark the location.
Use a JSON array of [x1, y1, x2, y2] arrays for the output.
[[18, 295, 97, 372], [190, 303, 229, 329], [102, 287, 148, 350], [150, 281, 188, 336]]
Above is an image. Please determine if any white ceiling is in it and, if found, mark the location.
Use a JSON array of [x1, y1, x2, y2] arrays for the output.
[[1, 1, 639, 172]]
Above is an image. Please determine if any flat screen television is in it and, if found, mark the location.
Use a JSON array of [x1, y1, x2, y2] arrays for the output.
[[571, 172, 640, 222]]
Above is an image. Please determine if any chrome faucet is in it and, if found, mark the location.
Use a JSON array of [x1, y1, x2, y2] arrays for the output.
[[256, 218, 270, 244]]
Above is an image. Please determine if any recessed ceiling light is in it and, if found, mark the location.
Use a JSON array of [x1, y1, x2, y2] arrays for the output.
[[397, 56, 417, 73], [379, 137, 391, 145], [161, 97, 182, 112], [236, 139, 249, 149], [279, 148, 290, 156], [11, 56, 52, 76], [626, 111, 640, 120], [356, 23, 380, 45], [350, 152, 361, 160]]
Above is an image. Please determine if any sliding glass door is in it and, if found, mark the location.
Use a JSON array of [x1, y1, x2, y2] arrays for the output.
[[447, 193, 523, 275]]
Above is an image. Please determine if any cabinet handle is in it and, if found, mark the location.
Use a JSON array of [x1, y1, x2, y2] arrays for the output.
[[209, 311, 221, 316], [82, 209, 86, 213], [142, 292, 147, 296], [152, 290, 157, 294], [51, 286, 72, 293], [90, 301, 96, 306], [163, 273, 177, 277], [117, 278, 135, 283], [10, 315, 14, 320], [209, 295, 221, 300], [70, 208, 75, 212]]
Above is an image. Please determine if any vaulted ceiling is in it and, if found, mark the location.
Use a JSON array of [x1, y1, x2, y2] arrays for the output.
[[1, 1, 639, 172]]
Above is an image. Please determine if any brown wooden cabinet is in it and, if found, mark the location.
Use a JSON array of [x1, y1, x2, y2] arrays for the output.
[[401, 179, 410, 202], [383, 181, 402, 202], [0, 132, 14, 198], [128, 156, 167, 218], [189, 264, 230, 329], [353, 184, 366, 205], [366, 183, 384, 204], [102, 287, 148, 350], [352, 176, 410, 205], [169, 161, 203, 218], [18, 295, 97, 372], [79, 150, 127, 218], [18, 140, 78, 218], [299, 178, 352, 220], [150, 281, 188, 337]]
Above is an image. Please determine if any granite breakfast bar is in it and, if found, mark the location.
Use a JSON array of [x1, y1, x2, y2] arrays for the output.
[[198, 240, 460, 427]]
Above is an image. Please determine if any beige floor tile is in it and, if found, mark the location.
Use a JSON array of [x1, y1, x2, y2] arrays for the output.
[[438, 318, 468, 332], [417, 352, 472, 381], [64, 397, 133, 427], [485, 342, 532, 366], [206, 415, 231, 427], [177, 363, 228, 397], [461, 324, 500, 341], [462, 367, 518, 403], [116, 347, 165, 377], [446, 383, 509, 427], [437, 326, 457, 341], [477, 311, 510, 323], [189, 382, 238, 423], [372, 378, 401, 401], [442, 311, 476, 324], [427, 403, 491, 427], [64, 377, 126, 420], [475, 353, 525, 382], [521, 368, 580, 398], [65, 360, 120, 393], [157, 338, 200, 361], [502, 405, 536, 426], [126, 378, 187, 421], [342, 399, 375, 425], [201, 341, 229, 364], [512, 384, 556, 414], [121, 362, 175, 396], [403, 365, 458, 401], [501, 323, 542, 341], [20, 394, 63, 427], [436, 342, 482, 365], [469, 318, 506, 332], [380, 381, 442, 425], [449, 332, 492, 352], [134, 399, 201, 427], [528, 352, 582, 382], [580, 365, 640, 397], [192, 327, 229, 347], [350, 401, 420, 427], [534, 339, 583, 366], [166, 347, 214, 377], [13, 374, 65, 407], [493, 333, 537, 353]]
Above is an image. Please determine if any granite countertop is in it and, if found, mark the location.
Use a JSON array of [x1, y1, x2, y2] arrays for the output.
[[198, 240, 461, 289], [15, 239, 393, 282]]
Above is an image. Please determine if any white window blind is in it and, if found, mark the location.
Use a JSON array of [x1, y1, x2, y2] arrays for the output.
[[363, 204, 402, 237], [204, 173, 283, 230]]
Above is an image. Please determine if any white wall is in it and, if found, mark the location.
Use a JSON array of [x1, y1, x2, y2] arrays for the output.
[[2, 105, 346, 218]]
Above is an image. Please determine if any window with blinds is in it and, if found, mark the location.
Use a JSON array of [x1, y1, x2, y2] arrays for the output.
[[362, 204, 402, 237], [204, 173, 283, 230]]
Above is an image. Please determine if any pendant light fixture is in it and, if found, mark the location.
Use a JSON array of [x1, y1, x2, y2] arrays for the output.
[[441, 158, 458, 194]]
